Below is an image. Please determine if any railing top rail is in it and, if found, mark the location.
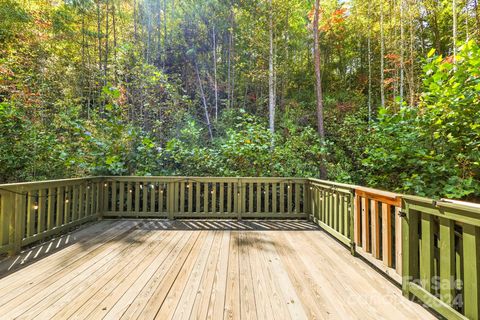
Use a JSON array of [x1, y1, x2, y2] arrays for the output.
[[403, 194, 480, 227], [102, 176, 308, 181], [0, 177, 101, 191]]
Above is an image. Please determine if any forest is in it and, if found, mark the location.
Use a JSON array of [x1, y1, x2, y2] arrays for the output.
[[0, 0, 479, 200]]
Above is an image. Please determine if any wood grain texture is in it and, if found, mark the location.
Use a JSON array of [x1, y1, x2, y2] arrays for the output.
[[0, 220, 435, 320]]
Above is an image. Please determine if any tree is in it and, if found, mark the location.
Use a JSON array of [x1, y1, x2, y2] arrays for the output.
[[312, 0, 327, 178]]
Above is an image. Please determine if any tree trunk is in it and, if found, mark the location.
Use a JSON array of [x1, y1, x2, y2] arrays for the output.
[[313, 0, 327, 179], [163, 0, 168, 69], [213, 25, 219, 121], [474, 0, 480, 41], [105, 0, 109, 85], [408, 0, 415, 106], [97, 0, 102, 73], [134, 0, 137, 42], [453, 0, 457, 63], [268, 0, 275, 136], [380, 0, 385, 108], [400, 0, 404, 103], [367, 2, 372, 122], [112, 0, 117, 82], [194, 61, 213, 140]]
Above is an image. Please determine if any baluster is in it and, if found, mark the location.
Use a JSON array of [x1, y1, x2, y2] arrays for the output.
[[362, 197, 371, 252], [118, 182, 124, 215], [83, 183, 88, 217], [180, 182, 185, 214], [38, 189, 46, 234], [188, 182, 193, 213], [227, 183, 232, 213], [127, 183, 133, 213], [64, 187, 71, 224], [420, 213, 434, 293], [256, 183, 262, 214], [135, 182, 140, 213], [279, 183, 285, 214], [72, 185, 78, 221], [249, 183, 254, 213], [287, 182, 292, 214], [212, 183, 217, 214], [265, 183, 270, 213], [204, 183, 209, 214], [382, 203, 392, 265], [272, 183, 277, 214], [56, 187, 64, 227], [196, 182, 201, 213], [142, 181, 148, 214], [371, 200, 380, 259], [295, 183, 300, 214], [439, 217, 455, 306], [150, 183, 156, 213], [47, 187, 54, 230], [219, 182, 224, 213]]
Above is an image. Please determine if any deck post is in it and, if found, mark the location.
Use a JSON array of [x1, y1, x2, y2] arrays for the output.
[[349, 192, 356, 256], [305, 180, 312, 221], [167, 181, 175, 220], [9, 188, 25, 256], [2, 192, 14, 256], [401, 200, 419, 299], [463, 224, 480, 319], [237, 180, 243, 220]]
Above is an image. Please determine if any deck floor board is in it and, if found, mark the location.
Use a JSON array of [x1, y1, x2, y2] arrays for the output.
[[0, 220, 435, 320]]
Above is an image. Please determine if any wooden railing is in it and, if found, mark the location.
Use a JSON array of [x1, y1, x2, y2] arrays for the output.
[[353, 186, 403, 282], [102, 176, 308, 219], [0, 177, 104, 255], [402, 196, 480, 320], [308, 179, 354, 249], [0, 176, 479, 319]]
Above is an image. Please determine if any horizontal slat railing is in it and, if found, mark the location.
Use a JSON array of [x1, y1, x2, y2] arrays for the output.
[[0, 177, 103, 255], [102, 176, 308, 219], [353, 186, 403, 282], [402, 196, 480, 320]]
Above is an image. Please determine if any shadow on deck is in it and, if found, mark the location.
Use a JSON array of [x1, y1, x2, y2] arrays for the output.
[[0, 219, 436, 319]]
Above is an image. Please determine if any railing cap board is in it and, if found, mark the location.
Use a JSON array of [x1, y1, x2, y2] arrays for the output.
[[403, 194, 480, 226], [102, 176, 307, 183], [308, 178, 356, 190], [0, 177, 102, 191]]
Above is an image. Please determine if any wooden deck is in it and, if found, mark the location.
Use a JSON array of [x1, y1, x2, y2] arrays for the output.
[[0, 220, 435, 320]]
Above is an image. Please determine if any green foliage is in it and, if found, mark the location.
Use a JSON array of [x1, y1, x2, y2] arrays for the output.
[[363, 41, 480, 199], [163, 111, 324, 177], [0, 102, 66, 181]]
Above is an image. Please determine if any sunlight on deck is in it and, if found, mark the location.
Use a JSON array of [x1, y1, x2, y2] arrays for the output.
[[0, 220, 434, 319]]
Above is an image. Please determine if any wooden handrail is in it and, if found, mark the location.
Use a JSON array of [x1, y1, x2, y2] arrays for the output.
[[402, 195, 480, 319], [1, 176, 479, 320]]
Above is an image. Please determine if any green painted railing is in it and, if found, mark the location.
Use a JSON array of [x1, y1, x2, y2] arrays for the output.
[[0, 177, 104, 255], [402, 196, 480, 320], [0, 176, 479, 319], [102, 176, 308, 219]]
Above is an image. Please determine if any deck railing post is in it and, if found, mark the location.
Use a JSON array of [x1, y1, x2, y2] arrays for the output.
[[1, 191, 14, 256], [167, 181, 175, 220], [237, 180, 243, 220], [305, 180, 312, 221], [9, 188, 25, 256], [349, 192, 356, 256], [401, 200, 418, 299]]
